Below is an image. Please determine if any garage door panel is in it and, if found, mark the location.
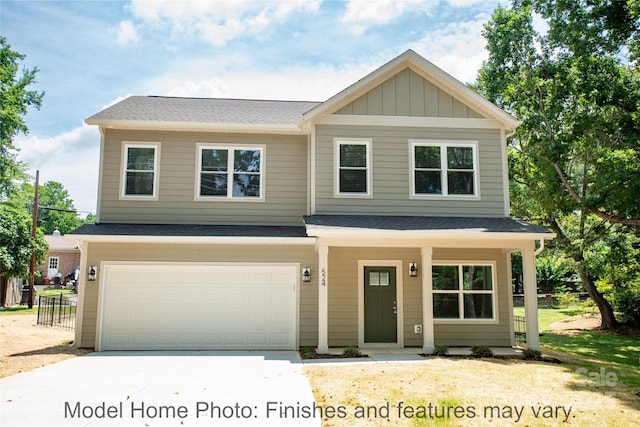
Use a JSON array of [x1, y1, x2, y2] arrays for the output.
[[100, 264, 297, 350]]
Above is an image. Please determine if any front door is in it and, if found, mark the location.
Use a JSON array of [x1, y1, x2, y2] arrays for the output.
[[364, 266, 397, 343]]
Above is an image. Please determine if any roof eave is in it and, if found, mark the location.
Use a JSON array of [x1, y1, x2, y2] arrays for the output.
[[84, 119, 307, 135], [67, 234, 316, 245]]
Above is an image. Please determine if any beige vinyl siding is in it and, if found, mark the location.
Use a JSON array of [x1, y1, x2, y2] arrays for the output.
[[315, 125, 506, 217], [326, 247, 511, 348], [99, 130, 308, 225], [336, 69, 484, 119], [78, 242, 318, 349]]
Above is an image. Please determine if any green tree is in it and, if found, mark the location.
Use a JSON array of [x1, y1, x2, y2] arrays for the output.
[[478, 0, 640, 328], [37, 181, 80, 234], [0, 36, 44, 199], [0, 204, 48, 278]]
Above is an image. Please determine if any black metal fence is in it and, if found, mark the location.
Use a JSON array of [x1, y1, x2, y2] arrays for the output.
[[37, 294, 76, 330], [514, 315, 526, 346]]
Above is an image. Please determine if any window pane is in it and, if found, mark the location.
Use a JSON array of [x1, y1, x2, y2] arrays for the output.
[[434, 294, 459, 318], [415, 171, 442, 194], [432, 266, 459, 290], [125, 171, 154, 195], [234, 150, 260, 173], [463, 266, 493, 290], [447, 171, 474, 195], [447, 146, 473, 169], [464, 294, 493, 319], [202, 149, 228, 172], [340, 144, 366, 167], [200, 173, 228, 196], [339, 170, 367, 193], [233, 174, 260, 197], [369, 272, 380, 286], [127, 147, 155, 171], [415, 146, 440, 168]]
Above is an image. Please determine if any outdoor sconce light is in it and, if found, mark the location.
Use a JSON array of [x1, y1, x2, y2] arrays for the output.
[[88, 265, 97, 281], [409, 262, 418, 277], [302, 267, 311, 282]]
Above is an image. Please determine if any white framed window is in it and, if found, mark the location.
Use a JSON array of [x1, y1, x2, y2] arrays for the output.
[[411, 140, 479, 197], [432, 262, 496, 321], [196, 145, 264, 200], [48, 257, 59, 270], [121, 142, 160, 199], [335, 139, 372, 197]]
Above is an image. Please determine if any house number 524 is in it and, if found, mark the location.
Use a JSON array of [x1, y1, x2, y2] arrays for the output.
[[321, 269, 327, 287]]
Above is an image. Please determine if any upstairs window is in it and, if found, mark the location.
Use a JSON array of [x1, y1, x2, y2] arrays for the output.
[[336, 139, 371, 196], [197, 145, 263, 200], [412, 141, 478, 197], [122, 143, 159, 199], [432, 264, 495, 321]]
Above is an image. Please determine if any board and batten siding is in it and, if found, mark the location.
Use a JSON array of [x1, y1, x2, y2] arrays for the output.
[[326, 247, 511, 348], [314, 125, 506, 217], [99, 130, 309, 225], [336, 68, 485, 119], [78, 242, 318, 349]]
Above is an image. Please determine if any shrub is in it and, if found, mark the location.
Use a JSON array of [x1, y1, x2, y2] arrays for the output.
[[614, 285, 640, 328], [342, 346, 362, 357], [522, 349, 542, 360], [300, 347, 316, 359], [431, 346, 449, 356], [556, 292, 578, 308], [470, 345, 493, 358]]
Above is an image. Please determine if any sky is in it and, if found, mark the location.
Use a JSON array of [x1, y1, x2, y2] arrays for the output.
[[2, 0, 510, 215]]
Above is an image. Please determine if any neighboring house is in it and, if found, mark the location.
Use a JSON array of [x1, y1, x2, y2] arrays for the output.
[[70, 50, 553, 352], [37, 229, 80, 282]]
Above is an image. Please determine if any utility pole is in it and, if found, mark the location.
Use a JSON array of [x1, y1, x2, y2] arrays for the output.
[[28, 170, 39, 309]]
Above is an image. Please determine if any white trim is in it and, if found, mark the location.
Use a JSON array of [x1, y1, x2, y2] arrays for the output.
[[409, 140, 480, 199], [194, 144, 265, 201], [317, 244, 329, 354], [310, 126, 316, 214], [421, 247, 434, 353], [96, 128, 105, 223], [431, 260, 498, 324], [88, 120, 307, 135], [334, 138, 373, 198], [522, 246, 540, 350], [70, 234, 316, 245], [316, 115, 505, 130], [97, 261, 300, 352], [500, 128, 510, 216], [74, 241, 87, 347], [504, 249, 515, 346], [357, 260, 404, 349], [120, 142, 160, 200]]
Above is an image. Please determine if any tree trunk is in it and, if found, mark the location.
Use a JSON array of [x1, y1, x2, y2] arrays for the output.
[[574, 261, 618, 329]]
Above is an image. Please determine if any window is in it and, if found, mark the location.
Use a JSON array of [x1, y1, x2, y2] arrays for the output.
[[197, 145, 263, 199], [122, 143, 159, 198], [412, 141, 478, 197], [432, 264, 495, 320], [48, 257, 59, 270], [336, 139, 371, 196]]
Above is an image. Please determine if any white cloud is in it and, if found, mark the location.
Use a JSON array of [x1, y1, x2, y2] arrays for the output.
[[340, 0, 429, 35], [167, 78, 230, 98], [126, 0, 321, 46], [115, 20, 140, 45], [15, 125, 100, 214]]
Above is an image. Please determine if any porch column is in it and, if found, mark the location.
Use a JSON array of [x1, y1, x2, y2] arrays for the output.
[[317, 243, 329, 354], [421, 246, 435, 354], [522, 246, 540, 350]]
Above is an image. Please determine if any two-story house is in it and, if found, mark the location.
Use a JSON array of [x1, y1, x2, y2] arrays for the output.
[[70, 50, 553, 353]]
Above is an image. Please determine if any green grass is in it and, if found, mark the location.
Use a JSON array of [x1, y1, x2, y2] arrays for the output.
[[0, 288, 75, 316], [515, 304, 640, 387]]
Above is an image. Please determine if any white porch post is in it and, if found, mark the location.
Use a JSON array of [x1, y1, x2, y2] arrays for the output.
[[317, 243, 329, 354], [522, 246, 540, 350], [421, 246, 434, 354]]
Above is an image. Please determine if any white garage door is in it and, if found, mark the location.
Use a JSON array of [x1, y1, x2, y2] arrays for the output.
[[99, 263, 297, 351]]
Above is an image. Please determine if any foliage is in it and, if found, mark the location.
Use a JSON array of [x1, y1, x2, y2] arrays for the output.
[[0, 36, 44, 199], [536, 255, 570, 294], [478, 0, 640, 328], [300, 347, 316, 359], [0, 203, 47, 278], [431, 345, 449, 356], [342, 346, 362, 357], [469, 345, 493, 358], [556, 292, 578, 308], [522, 349, 542, 360], [613, 284, 640, 327]]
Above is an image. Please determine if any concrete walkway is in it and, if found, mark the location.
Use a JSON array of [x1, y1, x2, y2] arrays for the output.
[[0, 351, 319, 427]]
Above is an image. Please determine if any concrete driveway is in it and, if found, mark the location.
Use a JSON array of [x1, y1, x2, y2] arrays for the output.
[[0, 351, 319, 427]]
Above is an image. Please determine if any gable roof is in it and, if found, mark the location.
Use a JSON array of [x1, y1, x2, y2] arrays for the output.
[[85, 96, 320, 134], [302, 50, 520, 133]]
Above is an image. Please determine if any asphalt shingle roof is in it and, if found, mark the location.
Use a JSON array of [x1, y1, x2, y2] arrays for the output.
[[86, 96, 321, 126], [303, 215, 553, 234], [70, 223, 308, 238]]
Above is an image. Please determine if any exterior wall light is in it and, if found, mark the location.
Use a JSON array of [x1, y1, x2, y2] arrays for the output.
[[302, 267, 311, 282], [88, 265, 97, 281], [409, 262, 418, 277]]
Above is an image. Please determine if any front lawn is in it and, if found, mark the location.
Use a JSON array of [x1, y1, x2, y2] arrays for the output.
[[0, 289, 75, 316]]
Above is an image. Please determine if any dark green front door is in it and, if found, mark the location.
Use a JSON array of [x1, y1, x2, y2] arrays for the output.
[[364, 266, 397, 343]]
